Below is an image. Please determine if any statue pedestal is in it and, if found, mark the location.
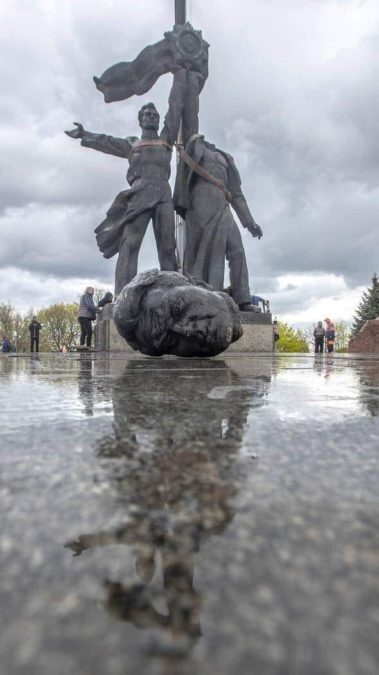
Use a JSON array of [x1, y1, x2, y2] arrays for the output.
[[348, 319, 379, 353], [95, 304, 273, 353], [95, 304, 134, 353], [228, 311, 273, 352]]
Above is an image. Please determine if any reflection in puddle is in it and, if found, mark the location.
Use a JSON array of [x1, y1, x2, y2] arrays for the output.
[[65, 360, 271, 653], [78, 355, 94, 416], [356, 360, 379, 417]]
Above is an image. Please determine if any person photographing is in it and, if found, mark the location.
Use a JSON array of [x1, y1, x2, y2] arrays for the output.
[[78, 287, 99, 349]]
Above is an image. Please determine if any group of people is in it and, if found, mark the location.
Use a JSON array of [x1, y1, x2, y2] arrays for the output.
[[313, 318, 335, 353]]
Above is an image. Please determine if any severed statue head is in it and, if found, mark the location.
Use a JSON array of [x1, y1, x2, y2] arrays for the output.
[[113, 269, 242, 357]]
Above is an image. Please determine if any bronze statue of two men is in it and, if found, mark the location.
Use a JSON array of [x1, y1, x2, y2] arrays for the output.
[[66, 22, 262, 310]]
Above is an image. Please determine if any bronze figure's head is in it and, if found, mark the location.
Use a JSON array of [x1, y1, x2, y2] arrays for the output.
[[138, 103, 160, 131]]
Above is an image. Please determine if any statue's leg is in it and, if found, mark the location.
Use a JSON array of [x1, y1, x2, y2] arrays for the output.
[[183, 211, 198, 275], [153, 202, 178, 272], [186, 203, 227, 288], [115, 211, 151, 294], [225, 221, 251, 306]]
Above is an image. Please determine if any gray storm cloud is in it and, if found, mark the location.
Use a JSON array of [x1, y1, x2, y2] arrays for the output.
[[0, 0, 378, 315]]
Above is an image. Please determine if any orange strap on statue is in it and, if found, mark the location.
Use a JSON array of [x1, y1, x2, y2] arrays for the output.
[[129, 140, 173, 157], [176, 144, 232, 202]]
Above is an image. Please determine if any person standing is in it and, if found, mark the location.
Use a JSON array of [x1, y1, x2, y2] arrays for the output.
[[1, 336, 12, 353], [78, 287, 98, 349], [313, 321, 325, 353], [324, 318, 336, 353], [29, 316, 41, 353], [252, 293, 269, 313], [273, 320, 280, 350]]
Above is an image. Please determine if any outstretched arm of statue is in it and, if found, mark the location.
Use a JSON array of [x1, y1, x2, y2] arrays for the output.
[[65, 122, 132, 159], [160, 68, 190, 146]]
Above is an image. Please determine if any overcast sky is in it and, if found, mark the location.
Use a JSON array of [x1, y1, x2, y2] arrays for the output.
[[0, 0, 378, 324]]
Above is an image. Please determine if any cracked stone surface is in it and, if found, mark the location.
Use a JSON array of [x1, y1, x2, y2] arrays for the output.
[[0, 352, 378, 675]]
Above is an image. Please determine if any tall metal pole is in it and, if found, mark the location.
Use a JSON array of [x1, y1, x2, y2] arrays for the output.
[[174, 0, 187, 271], [175, 0, 187, 25]]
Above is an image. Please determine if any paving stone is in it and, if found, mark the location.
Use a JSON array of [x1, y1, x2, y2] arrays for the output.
[[0, 352, 378, 675]]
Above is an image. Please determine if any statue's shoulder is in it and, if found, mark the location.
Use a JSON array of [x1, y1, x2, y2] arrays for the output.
[[127, 136, 140, 145], [214, 146, 234, 165]]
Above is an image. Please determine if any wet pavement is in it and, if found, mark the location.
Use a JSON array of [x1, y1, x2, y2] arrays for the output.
[[0, 352, 378, 675]]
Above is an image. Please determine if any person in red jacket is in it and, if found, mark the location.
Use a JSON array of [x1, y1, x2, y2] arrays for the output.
[[324, 318, 336, 353]]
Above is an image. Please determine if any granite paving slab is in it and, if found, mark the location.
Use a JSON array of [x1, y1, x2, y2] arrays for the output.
[[0, 352, 378, 675]]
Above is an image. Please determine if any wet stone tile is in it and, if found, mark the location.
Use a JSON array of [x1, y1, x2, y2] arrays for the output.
[[0, 352, 378, 675]]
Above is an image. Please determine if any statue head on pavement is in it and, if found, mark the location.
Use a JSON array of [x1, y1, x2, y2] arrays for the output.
[[113, 269, 242, 357]]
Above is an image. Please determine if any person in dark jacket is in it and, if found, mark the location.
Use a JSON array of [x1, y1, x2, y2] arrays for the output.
[[273, 320, 280, 350], [313, 321, 325, 353], [78, 287, 98, 348], [1, 336, 12, 353], [29, 317, 42, 352]]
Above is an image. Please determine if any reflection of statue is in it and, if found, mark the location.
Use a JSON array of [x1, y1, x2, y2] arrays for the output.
[[113, 269, 243, 356], [175, 133, 263, 311], [66, 69, 195, 295], [65, 360, 271, 647]]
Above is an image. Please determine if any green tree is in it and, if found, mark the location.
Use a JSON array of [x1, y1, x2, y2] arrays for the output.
[[37, 303, 80, 351], [351, 273, 379, 336], [14, 311, 33, 352], [0, 303, 32, 352], [300, 325, 317, 352], [0, 303, 15, 340], [276, 321, 309, 352], [334, 321, 351, 352]]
